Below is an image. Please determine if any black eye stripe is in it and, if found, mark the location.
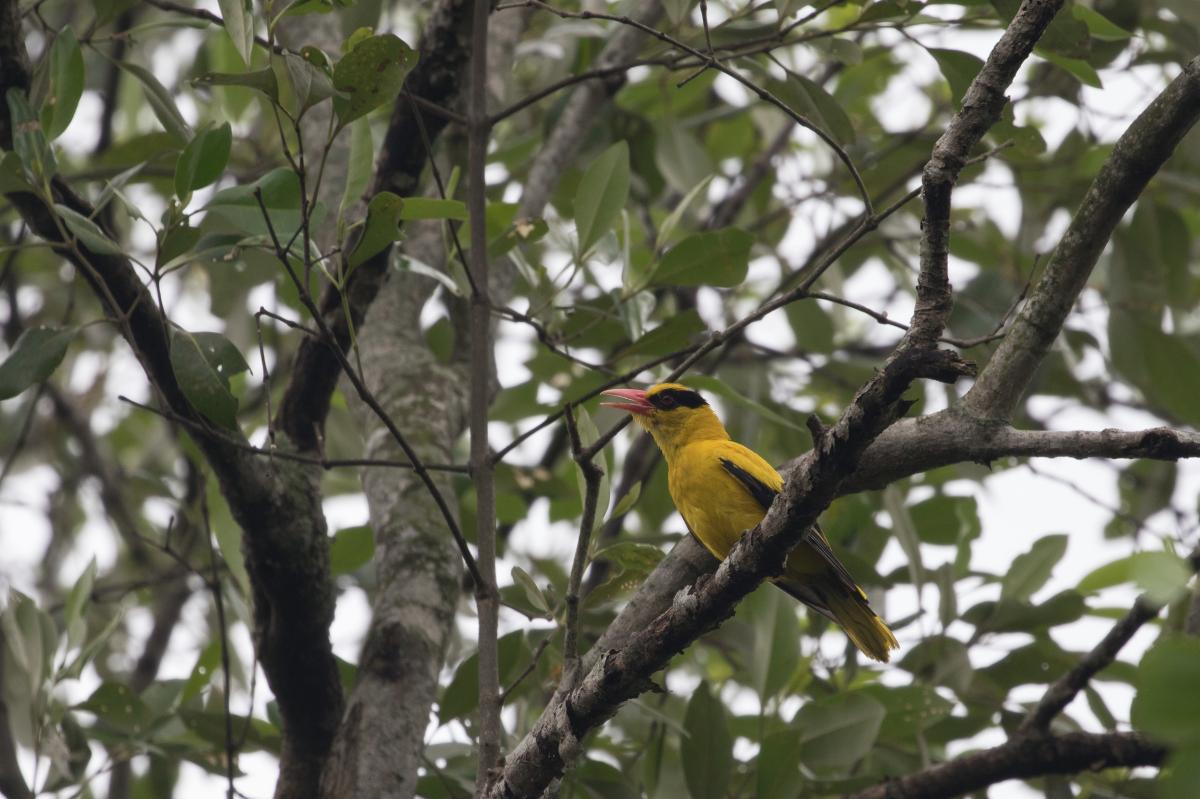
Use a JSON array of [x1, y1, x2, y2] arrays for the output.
[[649, 388, 707, 409]]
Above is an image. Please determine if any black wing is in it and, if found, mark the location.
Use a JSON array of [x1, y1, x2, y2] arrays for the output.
[[720, 458, 866, 603], [719, 458, 778, 510]]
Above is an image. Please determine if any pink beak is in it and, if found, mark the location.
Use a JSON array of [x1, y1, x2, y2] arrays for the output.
[[600, 388, 654, 416]]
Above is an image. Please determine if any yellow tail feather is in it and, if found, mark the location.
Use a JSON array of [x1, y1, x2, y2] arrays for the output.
[[825, 590, 899, 663]]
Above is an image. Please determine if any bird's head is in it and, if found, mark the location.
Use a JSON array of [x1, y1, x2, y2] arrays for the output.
[[600, 383, 727, 455]]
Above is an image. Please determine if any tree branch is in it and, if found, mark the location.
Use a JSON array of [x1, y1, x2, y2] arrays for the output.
[[846, 732, 1166, 799], [965, 55, 1200, 419], [467, 0, 503, 791], [1019, 546, 1200, 735], [0, 12, 343, 797]]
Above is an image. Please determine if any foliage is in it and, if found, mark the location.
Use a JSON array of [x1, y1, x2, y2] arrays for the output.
[[1, 1, 1199, 798]]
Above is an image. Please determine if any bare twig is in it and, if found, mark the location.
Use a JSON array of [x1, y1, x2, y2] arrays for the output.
[[561, 407, 604, 683], [467, 0, 503, 791], [512, 0, 874, 213], [253, 189, 485, 588]]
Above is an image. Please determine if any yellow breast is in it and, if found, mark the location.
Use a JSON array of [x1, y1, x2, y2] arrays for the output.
[[667, 440, 781, 560]]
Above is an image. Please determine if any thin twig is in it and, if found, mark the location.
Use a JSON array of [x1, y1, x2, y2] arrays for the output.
[[500, 634, 553, 705], [252, 189, 485, 588], [512, 0, 874, 214], [467, 0, 503, 791], [117, 395, 468, 472], [561, 407, 604, 683]]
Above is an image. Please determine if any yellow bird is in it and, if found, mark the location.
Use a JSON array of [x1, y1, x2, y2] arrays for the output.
[[601, 382, 898, 662]]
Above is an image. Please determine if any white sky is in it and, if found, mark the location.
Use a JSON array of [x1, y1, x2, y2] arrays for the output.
[[0, 4, 1194, 797]]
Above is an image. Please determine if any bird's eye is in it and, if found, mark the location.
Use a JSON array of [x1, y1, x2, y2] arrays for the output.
[[658, 394, 676, 408]]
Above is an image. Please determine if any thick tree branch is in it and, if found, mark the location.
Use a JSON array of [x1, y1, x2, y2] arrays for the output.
[[0, 14, 343, 798], [846, 731, 1165, 799], [905, 0, 1067, 350], [965, 55, 1200, 419], [839, 414, 1200, 494]]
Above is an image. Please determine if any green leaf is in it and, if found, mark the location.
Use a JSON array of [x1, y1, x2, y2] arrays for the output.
[[656, 175, 712, 250], [1001, 533, 1068, 601], [181, 709, 281, 754], [175, 122, 232, 198], [1073, 5, 1131, 40], [193, 68, 280, 101], [284, 0, 352, 14], [118, 62, 191, 143], [614, 310, 705, 361], [330, 525, 374, 575], [63, 558, 97, 651], [77, 682, 154, 735], [575, 141, 631, 257], [54, 204, 124, 255], [169, 329, 239, 430], [348, 192, 405, 270], [652, 228, 753, 288], [1109, 309, 1200, 426], [1036, 49, 1103, 88], [511, 566, 551, 617], [968, 590, 1086, 635], [280, 51, 337, 116], [1164, 747, 1200, 799], [6, 88, 56, 182], [680, 682, 733, 799], [909, 494, 981, 546], [399, 197, 468, 221], [610, 482, 642, 519], [786, 301, 835, 353], [777, 74, 855, 144], [182, 641, 221, 703], [1131, 551, 1193, 604], [1132, 637, 1200, 745], [217, 0, 254, 67], [794, 692, 886, 769], [884, 486, 925, 590], [332, 34, 418, 127], [206, 167, 310, 241], [191, 331, 251, 382], [927, 48, 983, 104], [43, 27, 84, 140], [745, 585, 800, 701], [0, 151, 32, 194], [438, 632, 526, 722], [865, 683, 953, 740], [338, 116, 374, 225], [0, 326, 76, 399], [655, 123, 712, 195], [756, 730, 803, 799], [1080, 551, 1193, 603]]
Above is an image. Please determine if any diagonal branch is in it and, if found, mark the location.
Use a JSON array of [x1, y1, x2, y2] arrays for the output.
[[1019, 546, 1200, 735], [965, 55, 1200, 419]]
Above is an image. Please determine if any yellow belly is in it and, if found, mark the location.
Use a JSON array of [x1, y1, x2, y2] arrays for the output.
[[667, 441, 775, 559]]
